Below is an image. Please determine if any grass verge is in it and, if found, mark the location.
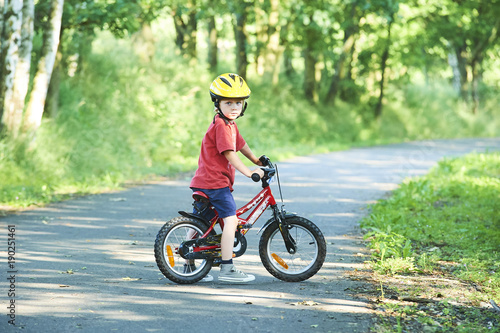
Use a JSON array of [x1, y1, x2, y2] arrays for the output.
[[357, 152, 500, 332]]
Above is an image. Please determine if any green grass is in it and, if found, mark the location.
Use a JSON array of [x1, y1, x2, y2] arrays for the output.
[[362, 152, 500, 332], [1, 31, 499, 209], [361, 151, 500, 301]]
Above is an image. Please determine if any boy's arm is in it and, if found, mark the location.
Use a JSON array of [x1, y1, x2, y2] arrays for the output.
[[223, 150, 264, 178], [239, 143, 263, 166]]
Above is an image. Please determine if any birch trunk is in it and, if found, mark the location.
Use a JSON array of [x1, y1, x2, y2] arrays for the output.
[[0, 0, 23, 133], [7, 0, 34, 138], [23, 0, 64, 135]]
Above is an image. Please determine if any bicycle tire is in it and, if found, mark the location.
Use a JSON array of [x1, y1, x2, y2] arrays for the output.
[[259, 216, 326, 282], [154, 216, 215, 284]]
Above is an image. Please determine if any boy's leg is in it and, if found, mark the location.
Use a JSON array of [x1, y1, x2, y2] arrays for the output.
[[219, 215, 255, 283], [221, 215, 238, 260]]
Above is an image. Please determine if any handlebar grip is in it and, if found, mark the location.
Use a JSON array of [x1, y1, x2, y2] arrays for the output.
[[251, 173, 261, 182]]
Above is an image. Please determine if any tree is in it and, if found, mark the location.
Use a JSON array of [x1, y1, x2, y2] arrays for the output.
[[171, 0, 198, 60], [23, 0, 64, 135], [229, 0, 251, 78], [0, 0, 23, 135], [253, 0, 282, 84], [206, 14, 217, 72], [325, 0, 363, 105], [7, 0, 34, 137], [420, 0, 500, 113]]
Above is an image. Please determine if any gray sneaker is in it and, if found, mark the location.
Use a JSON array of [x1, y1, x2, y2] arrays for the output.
[[219, 264, 255, 283], [183, 263, 213, 282]]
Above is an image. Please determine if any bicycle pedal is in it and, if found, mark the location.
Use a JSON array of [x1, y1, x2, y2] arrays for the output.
[[238, 224, 252, 230], [212, 258, 222, 267]]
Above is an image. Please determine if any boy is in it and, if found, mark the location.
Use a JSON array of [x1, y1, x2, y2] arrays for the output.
[[190, 73, 264, 283]]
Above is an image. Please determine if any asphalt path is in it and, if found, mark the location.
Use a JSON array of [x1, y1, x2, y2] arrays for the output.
[[1, 138, 499, 333]]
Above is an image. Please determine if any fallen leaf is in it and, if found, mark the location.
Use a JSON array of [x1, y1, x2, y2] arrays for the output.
[[122, 277, 142, 281]]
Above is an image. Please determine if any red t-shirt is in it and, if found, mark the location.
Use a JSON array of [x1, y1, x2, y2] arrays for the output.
[[190, 115, 246, 191]]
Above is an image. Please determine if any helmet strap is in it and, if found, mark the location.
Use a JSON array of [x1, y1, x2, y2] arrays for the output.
[[240, 101, 248, 117], [213, 100, 231, 124]]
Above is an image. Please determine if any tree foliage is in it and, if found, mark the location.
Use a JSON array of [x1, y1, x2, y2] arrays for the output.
[[0, 0, 499, 139]]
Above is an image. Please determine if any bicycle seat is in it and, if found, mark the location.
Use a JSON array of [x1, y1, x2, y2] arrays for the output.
[[192, 191, 209, 203]]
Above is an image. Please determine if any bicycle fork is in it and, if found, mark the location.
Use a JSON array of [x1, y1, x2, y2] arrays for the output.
[[271, 205, 297, 254]]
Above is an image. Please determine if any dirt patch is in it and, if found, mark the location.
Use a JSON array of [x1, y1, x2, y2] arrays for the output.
[[344, 265, 500, 332]]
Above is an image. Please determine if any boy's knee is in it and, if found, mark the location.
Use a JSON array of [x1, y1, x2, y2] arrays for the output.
[[223, 215, 238, 225]]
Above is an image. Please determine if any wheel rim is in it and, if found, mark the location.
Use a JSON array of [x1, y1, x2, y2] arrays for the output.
[[266, 224, 319, 275], [162, 223, 209, 277]]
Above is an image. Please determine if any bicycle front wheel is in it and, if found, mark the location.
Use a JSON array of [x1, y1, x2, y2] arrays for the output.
[[154, 216, 214, 284], [259, 216, 326, 282]]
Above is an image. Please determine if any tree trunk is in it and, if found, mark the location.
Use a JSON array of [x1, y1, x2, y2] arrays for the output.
[[171, 0, 197, 60], [207, 15, 217, 72], [471, 60, 480, 114], [185, 2, 197, 60], [325, 33, 355, 105], [23, 0, 64, 135], [0, 0, 23, 134], [281, 22, 295, 78], [339, 2, 360, 102], [303, 14, 318, 103], [172, 8, 185, 52], [6, 0, 34, 138], [254, 2, 267, 76], [264, 0, 282, 85], [45, 46, 62, 119], [303, 47, 317, 103], [233, 9, 248, 78], [0, 0, 4, 40], [374, 21, 392, 119]]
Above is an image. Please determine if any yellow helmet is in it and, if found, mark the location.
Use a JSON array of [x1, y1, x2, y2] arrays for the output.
[[209, 73, 251, 102]]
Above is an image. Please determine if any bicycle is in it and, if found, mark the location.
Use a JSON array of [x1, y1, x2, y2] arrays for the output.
[[154, 156, 327, 284]]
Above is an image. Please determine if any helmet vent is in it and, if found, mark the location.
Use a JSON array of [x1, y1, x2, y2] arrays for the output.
[[220, 77, 232, 88]]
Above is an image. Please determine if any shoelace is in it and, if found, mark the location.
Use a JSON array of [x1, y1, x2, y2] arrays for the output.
[[230, 267, 247, 276]]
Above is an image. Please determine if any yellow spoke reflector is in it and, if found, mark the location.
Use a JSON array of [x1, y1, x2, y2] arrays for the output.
[[271, 253, 288, 269], [166, 245, 175, 267]]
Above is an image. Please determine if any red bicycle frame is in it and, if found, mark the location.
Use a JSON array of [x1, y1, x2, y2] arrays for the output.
[[195, 185, 277, 253]]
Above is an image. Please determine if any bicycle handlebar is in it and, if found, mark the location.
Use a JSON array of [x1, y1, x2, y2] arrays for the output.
[[251, 173, 261, 182], [251, 155, 275, 183]]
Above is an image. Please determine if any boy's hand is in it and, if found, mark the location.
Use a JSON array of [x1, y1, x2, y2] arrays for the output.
[[252, 168, 265, 179]]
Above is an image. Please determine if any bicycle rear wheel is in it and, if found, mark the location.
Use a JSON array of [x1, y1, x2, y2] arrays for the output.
[[259, 216, 326, 282], [154, 216, 214, 284]]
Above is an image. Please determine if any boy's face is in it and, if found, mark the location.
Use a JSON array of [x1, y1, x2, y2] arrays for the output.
[[219, 99, 244, 121]]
